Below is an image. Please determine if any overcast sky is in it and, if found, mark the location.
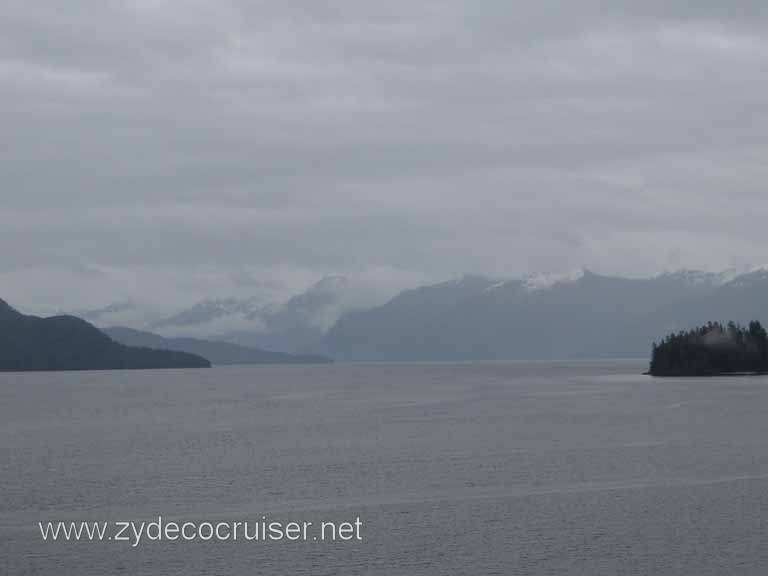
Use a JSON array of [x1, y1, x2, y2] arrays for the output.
[[3, 1, 768, 312]]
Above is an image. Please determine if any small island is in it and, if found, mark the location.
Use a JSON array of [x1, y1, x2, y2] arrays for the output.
[[649, 321, 768, 377]]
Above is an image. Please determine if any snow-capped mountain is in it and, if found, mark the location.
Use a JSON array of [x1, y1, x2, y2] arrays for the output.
[[81, 266, 768, 360], [724, 266, 768, 289], [653, 269, 730, 287], [320, 268, 768, 361], [482, 270, 587, 294]]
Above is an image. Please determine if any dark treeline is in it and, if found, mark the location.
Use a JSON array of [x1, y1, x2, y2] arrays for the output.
[[649, 321, 768, 376]]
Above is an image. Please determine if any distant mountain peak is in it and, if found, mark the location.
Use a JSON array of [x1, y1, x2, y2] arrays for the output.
[[152, 297, 268, 330], [655, 269, 726, 286], [650, 267, 768, 291], [746, 265, 768, 276], [654, 267, 768, 288], [725, 266, 768, 288]]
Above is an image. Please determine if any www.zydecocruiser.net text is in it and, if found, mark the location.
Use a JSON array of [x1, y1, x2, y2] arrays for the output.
[[39, 516, 364, 547]]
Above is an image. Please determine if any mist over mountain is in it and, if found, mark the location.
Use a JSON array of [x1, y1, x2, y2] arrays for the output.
[[221, 276, 358, 353], [151, 297, 273, 333], [141, 276, 370, 354], [0, 299, 210, 371]]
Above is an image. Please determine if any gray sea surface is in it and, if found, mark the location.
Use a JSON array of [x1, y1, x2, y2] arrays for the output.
[[3, 360, 768, 575]]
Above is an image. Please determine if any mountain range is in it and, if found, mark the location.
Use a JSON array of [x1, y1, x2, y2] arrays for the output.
[[97, 276, 361, 354], [320, 268, 768, 361], [73, 267, 768, 363]]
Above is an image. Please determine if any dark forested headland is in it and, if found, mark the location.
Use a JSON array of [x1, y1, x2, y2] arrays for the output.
[[0, 298, 211, 372], [649, 321, 768, 376]]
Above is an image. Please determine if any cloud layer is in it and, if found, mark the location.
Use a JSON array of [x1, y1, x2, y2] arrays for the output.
[[3, 1, 768, 311]]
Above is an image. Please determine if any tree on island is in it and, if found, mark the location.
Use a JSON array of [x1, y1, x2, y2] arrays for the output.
[[649, 321, 768, 376]]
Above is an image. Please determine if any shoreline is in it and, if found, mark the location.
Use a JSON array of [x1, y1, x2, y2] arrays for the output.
[[645, 371, 768, 378]]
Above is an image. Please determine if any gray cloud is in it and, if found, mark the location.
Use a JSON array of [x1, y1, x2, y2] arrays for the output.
[[3, 1, 768, 312]]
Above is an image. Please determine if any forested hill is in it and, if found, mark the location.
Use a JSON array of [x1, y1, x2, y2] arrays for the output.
[[0, 298, 211, 372], [649, 321, 768, 376]]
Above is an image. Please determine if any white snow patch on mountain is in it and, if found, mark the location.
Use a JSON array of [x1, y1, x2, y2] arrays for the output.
[[484, 280, 511, 292], [522, 269, 586, 292], [655, 269, 730, 286]]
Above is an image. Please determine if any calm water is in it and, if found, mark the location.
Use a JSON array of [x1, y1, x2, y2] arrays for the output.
[[3, 361, 768, 575]]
